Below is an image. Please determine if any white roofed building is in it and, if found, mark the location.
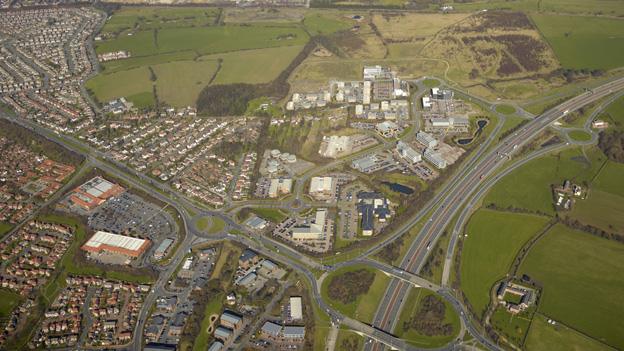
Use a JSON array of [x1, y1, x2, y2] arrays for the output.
[[81, 231, 150, 258]]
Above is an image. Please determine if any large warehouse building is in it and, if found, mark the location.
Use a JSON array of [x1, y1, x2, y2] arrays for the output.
[[69, 176, 125, 211], [81, 231, 150, 258]]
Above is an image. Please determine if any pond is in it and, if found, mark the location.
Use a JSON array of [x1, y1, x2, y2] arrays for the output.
[[456, 119, 489, 145], [382, 182, 414, 195]]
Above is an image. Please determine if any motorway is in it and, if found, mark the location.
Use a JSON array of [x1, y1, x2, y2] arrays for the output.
[[2, 73, 623, 351], [364, 76, 624, 351]]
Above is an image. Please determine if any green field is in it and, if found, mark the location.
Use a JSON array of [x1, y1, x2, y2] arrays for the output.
[[100, 51, 198, 73], [450, 0, 624, 16], [525, 314, 611, 351], [423, 78, 440, 88], [90, 45, 301, 107], [495, 104, 516, 115], [519, 224, 624, 349], [460, 209, 550, 316], [207, 217, 226, 234], [394, 288, 460, 348], [247, 207, 287, 223], [303, 13, 352, 35], [531, 14, 624, 70], [102, 6, 220, 35], [570, 189, 624, 233], [86, 66, 154, 107], [0, 289, 21, 318], [592, 160, 624, 197], [96, 25, 308, 57], [596, 95, 624, 130], [484, 147, 605, 214], [498, 115, 528, 138], [0, 222, 12, 237], [335, 327, 364, 351], [204, 45, 304, 85], [153, 60, 220, 107], [196, 217, 210, 231], [193, 293, 224, 351], [490, 306, 533, 347], [568, 130, 592, 142], [92, 8, 312, 108], [320, 264, 390, 323]]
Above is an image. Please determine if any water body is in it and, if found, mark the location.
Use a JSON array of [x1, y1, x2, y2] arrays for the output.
[[457, 119, 489, 145], [382, 182, 414, 194]]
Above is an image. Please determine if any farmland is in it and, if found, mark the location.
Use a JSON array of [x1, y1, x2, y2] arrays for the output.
[[95, 25, 308, 57], [86, 66, 154, 107], [531, 14, 624, 70], [394, 288, 460, 348], [569, 189, 624, 233], [450, 0, 624, 16], [484, 147, 605, 214], [525, 314, 612, 351], [459, 209, 550, 317], [100, 7, 220, 36], [202, 45, 304, 85], [89, 6, 314, 108], [519, 224, 624, 350], [592, 159, 624, 197]]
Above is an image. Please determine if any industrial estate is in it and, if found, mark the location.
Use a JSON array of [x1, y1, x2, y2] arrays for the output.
[[0, 0, 623, 351]]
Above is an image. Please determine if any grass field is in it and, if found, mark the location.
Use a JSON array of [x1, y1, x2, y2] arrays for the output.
[[335, 327, 364, 351], [91, 45, 300, 107], [303, 13, 352, 35], [207, 217, 226, 234], [592, 160, 624, 197], [247, 207, 287, 223], [92, 8, 313, 108], [519, 224, 624, 350], [495, 104, 516, 115], [525, 314, 612, 351], [597, 95, 624, 131], [460, 209, 550, 317], [498, 115, 527, 138], [0, 222, 12, 237], [193, 293, 224, 351], [394, 288, 460, 348], [211, 242, 242, 280], [152, 60, 219, 106], [372, 12, 470, 41], [204, 45, 304, 85], [0, 289, 21, 318], [101, 6, 220, 35], [320, 264, 389, 323], [531, 14, 624, 70], [568, 130, 592, 142], [570, 189, 624, 233], [96, 24, 308, 57], [484, 147, 605, 214], [490, 305, 534, 346], [86, 66, 153, 107], [450, 0, 624, 16], [100, 50, 198, 73], [196, 217, 210, 231], [423, 78, 440, 88]]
